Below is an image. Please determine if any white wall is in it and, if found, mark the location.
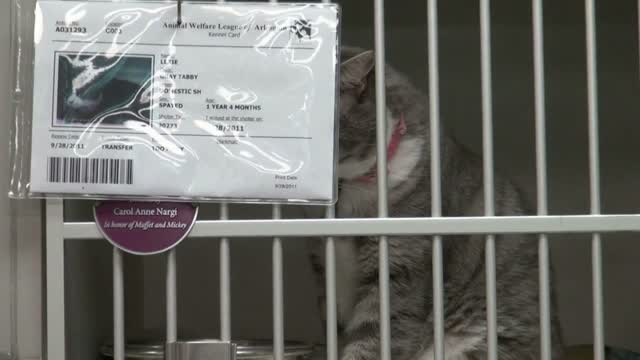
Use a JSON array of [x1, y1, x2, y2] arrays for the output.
[[1, 0, 43, 359]]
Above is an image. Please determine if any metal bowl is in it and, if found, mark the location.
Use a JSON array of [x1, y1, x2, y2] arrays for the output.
[[100, 343, 164, 359], [234, 340, 314, 360], [100, 340, 315, 360]]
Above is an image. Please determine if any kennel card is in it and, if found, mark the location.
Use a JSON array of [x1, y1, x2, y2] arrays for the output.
[[29, 0, 340, 203]]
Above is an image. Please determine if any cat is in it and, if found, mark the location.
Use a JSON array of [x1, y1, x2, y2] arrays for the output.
[[57, 55, 151, 126], [307, 46, 565, 360]]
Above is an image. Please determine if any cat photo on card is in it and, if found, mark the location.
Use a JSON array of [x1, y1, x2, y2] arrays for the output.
[[54, 52, 153, 128]]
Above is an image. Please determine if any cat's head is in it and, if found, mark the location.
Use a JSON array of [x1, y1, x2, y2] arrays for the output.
[[337, 48, 379, 180]]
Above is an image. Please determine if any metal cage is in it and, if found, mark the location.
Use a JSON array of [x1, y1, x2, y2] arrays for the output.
[[41, 1, 640, 360]]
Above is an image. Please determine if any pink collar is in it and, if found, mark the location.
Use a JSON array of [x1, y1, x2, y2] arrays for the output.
[[354, 113, 407, 183]]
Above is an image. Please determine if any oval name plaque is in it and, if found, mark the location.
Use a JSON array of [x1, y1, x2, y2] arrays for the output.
[[94, 201, 198, 255]]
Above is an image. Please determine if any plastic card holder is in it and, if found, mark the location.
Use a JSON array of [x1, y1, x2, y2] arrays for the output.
[[9, 0, 341, 205]]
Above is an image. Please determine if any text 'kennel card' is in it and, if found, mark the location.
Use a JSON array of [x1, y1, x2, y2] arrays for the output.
[[30, 0, 340, 203]]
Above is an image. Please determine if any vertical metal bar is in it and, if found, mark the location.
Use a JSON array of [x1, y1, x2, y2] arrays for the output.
[[373, 1, 391, 360], [214, 0, 230, 341], [113, 248, 125, 360], [480, 0, 495, 219], [427, 0, 445, 359], [480, 1, 497, 359], [268, 2, 281, 358], [431, 239, 445, 360], [378, 240, 391, 360], [46, 199, 66, 360], [374, 0, 388, 215], [268, 0, 283, 356], [427, 0, 441, 218], [484, 236, 497, 359], [220, 203, 231, 341], [591, 233, 604, 360], [320, 1, 337, 358], [538, 233, 552, 358], [324, 206, 338, 360], [585, 1, 605, 359], [585, 0, 602, 270], [272, 204, 284, 360], [166, 250, 177, 342], [532, 0, 552, 359]]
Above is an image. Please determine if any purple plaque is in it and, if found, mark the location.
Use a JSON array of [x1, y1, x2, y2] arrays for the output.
[[94, 201, 198, 255]]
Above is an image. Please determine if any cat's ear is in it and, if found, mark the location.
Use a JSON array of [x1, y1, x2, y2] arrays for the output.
[[340, 50, 375, 93]]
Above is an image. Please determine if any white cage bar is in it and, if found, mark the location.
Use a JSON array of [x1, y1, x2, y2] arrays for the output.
[[39, 1, 640, 360], [321, 2, 338, 360], [220, 203, 231, 342], [269, 0, 285, 359], [532, 0, 553, 359], [479, 0, 498, 359], [324, 206, 338, 360], [427, 0, 445, 359], [45, 200, 65, 360], [585, 0, 605, 359], [272, 204, 284, 360], [62, 215, 640, 239], [373, 1, 392, 360], [166, 249, 177, 343], [113, 248, 125, 360], [219, 0, 231, 348]]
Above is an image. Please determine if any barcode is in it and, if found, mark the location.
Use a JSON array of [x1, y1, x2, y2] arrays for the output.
[[47, 157, 133, 185]]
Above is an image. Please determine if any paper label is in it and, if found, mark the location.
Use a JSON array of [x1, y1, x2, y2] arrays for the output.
[[30, 1, 339, 203]]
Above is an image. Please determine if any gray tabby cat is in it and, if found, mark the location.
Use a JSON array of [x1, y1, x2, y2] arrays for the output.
[[308, 47, 565, 360]]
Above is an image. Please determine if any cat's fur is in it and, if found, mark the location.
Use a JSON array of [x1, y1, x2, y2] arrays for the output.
[[308, 47, 565, 360]]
